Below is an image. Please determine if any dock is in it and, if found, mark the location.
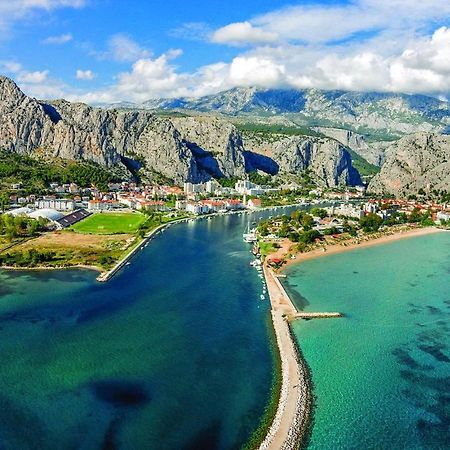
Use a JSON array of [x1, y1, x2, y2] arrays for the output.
[[259, 266, 343, 450], [292, 312, 343, 319]]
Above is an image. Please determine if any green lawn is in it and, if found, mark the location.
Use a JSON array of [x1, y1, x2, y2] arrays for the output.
[[71, 212, 146, 234]]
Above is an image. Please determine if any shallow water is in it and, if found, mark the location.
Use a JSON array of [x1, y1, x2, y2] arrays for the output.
[[0, 209, 294, 450], [285, 232, 450, 449]]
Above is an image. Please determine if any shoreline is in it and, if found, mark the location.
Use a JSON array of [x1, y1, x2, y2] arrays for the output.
[[0, 264, 101, 273], [0, 203, 302, 281], [258, 266, 312, 450], [257, 225, 446, 449], [279, 226, 445, 273]]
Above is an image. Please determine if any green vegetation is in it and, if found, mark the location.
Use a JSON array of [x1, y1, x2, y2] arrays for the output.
[[258, 241, 280, 259], [0, 213, 47, 241], [0, 151, 118, 193], [71, 212, 146, 234], [359, 212, 383, 232], [346, 148, 380, 177], [236, 122, 323, 138]]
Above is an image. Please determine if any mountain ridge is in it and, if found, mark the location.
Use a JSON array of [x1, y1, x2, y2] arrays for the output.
[[0, 75, 362, 187]]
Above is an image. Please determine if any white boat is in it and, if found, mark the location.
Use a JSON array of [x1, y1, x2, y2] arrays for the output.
[[250, 259, 262, 267], [243, 224, 257, 243]]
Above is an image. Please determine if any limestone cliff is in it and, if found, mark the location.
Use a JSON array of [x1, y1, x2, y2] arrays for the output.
[[313, 127, 386, 166], [0, 75, 362, 186], [368, 133, 450, 196]]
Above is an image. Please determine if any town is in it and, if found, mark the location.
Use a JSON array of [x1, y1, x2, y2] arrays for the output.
[[2, 178, 449, 228]]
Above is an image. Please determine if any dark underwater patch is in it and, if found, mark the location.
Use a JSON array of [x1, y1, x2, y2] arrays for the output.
[[426, 305, 441, 315], [418, 344, 450, 363], [92, 380, 149, 408], [185, 420, 222, 450], [392, 348, 432, 370]]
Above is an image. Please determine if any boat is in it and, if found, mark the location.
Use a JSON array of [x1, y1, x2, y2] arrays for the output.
[[250, 259, 262, 267], [243, 224, 257, 243], [260, 295, 265, 300]]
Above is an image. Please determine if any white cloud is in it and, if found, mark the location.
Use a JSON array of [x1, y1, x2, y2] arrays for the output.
[[76, 69, 95, 80], [169, 22, 212, 42], [42, 33, 73, 45], [106, 34, 150, 62], [228, 56, 285, 86], [211, 21, 278, 46], [16, 70, 49, 84], [251, 0, 450, 44]]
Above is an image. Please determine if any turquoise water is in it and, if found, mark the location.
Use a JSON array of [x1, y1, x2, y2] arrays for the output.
[[0, 209, 298, 450], [285, 232, 450, 449]]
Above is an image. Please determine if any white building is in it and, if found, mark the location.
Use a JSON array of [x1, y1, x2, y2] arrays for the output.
[[35, 198, 75, 211], [186, 202, 209, 215], [437, 211, 450, 222]]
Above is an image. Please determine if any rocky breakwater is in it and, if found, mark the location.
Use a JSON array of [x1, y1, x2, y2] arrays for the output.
[[259, 267, 312, 450]]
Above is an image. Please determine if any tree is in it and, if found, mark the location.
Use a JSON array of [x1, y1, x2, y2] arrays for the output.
[[310, 207, 327, 219], [0, 193, 9, 212], [299, 229, 320, 244], [359, 213, 383, 232], [301, 214, 314, 231]]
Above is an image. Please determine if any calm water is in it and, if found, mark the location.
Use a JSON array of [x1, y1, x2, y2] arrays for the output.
[[285, 232, 450, 450], [0, 209, 295, 450]]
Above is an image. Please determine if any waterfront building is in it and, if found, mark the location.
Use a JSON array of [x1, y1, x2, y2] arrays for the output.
[[247, 199, 262, 209], [186, 202, 209, 215]]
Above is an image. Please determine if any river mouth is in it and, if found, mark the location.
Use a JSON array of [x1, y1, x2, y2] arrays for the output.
[[0, 207, 299, 450]]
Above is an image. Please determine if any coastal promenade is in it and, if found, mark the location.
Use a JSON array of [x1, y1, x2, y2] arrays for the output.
[[260, 266, 342, 449], [259, 266, 310, 450]]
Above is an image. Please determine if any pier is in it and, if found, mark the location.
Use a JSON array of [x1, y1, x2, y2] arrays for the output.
[[260, 266, 343, 449], [292, 312, 343, 319]]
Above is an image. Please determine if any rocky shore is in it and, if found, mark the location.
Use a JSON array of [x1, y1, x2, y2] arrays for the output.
[[258, 267, 312, 449]]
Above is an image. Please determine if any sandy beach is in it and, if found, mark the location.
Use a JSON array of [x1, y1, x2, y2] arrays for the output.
[[258, 225, 446, 449], [271, 226, 445, 272]]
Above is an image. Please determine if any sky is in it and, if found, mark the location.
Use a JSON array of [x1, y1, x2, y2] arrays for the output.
[[0, 0, 450, 103]]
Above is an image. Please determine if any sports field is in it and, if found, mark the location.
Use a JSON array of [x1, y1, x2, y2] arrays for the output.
[[71, 212, 146, 234]]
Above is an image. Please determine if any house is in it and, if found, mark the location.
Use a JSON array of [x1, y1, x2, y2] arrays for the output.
[[247, 199, 262, 209], [186, 202, 209, 215]]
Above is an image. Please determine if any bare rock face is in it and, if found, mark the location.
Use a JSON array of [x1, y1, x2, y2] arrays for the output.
[[242, 131, 361, 186], [368, 133, 450, 196], [170, 116, 246, 179], [0, 75, 363, 185], [271, 136, 362, 186], [0, 76, 244, 183], [313, 127, 386, 166]]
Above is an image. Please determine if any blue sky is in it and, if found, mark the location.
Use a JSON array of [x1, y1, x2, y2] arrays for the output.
[[1, 0, 450, 103]]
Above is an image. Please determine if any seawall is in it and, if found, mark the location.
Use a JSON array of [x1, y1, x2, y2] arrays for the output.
[[258, 267, 312, 449]]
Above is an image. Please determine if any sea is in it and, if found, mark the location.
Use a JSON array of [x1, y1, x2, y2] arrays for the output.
[[0, 212, 449, 450], [284, 231, 450, 450]]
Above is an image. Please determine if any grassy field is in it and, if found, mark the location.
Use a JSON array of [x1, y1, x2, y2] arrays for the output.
[[71, 212, 146, 234], [0, 231, 135, 269]]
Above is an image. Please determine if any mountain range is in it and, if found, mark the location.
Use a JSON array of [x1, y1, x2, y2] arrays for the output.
[[106, 86, 450, 140], [1, 75, 449, 196]]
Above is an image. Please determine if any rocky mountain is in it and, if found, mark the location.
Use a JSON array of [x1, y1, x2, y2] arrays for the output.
[[138, 87, 450, 138], [0, 76, 362, 187], [312, 127, 387, 166], [368, 133, 450, 196], [242, 131, 361, 186]]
